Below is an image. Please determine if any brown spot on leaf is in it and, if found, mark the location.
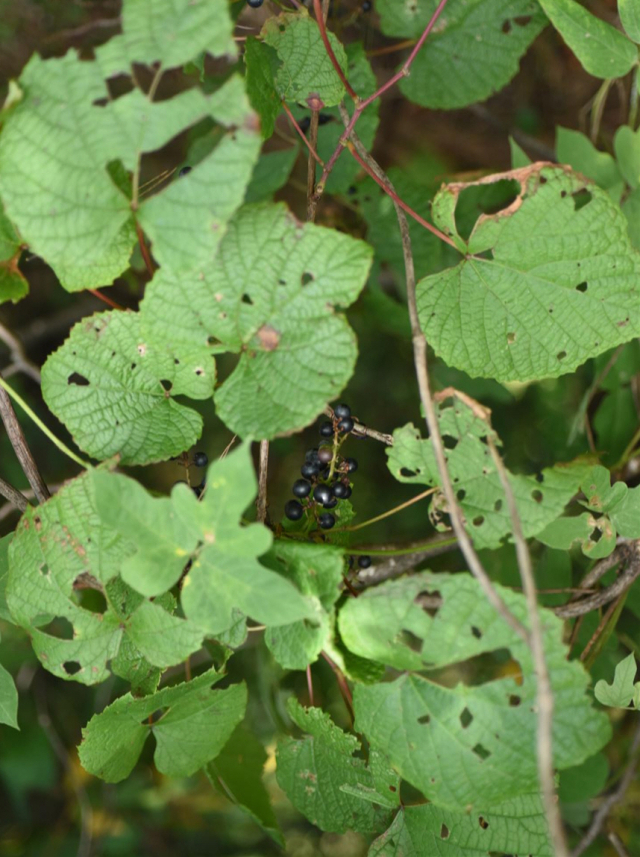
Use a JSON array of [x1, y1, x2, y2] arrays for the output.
[[256, 324, 280, 351]]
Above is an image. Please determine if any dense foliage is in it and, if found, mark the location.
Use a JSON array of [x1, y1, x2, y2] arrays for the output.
[[2, 0, 640, 855]]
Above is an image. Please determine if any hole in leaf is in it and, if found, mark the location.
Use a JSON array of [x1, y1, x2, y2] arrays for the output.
[[591, 527, 603, 543], [457, 488, 466, 501], [278, 278, 286, 285], [443, 435, 458, 450], [241, 293, 254, 305], [460, 707, 473, 728], [398, 629, 423, 652], [39, 563, 50, 577], [507, 331, 516, 344], [576, 281, 588, 293], [494, 499, 503, 512], [418, 714, 431, 725], [400, 467, 417, 478], [440, 823, 450, 839], [514, 14, 532, 25], [67, 372, 90, 386], [414, 590, 441, 617], [508, 694, 521, 706], [557, 350, 567, 361], [560, 190, 567, 198], [160, 379, 172, 392], [472, 516, 484, 527], [501, 19, 512, 33], [77, 588, 108, 614], [389, 785, 397, 792], [471, 626, 482, 639], [301, 272, 313, 286], [571, 188, 592, 210], [531, 489, 543, 503], [535, 472, 544, 483], [143, 709, 165, 725], [39, 617, 74, 640], [63, 661, 82, 675], [472, 743, 491, 760]]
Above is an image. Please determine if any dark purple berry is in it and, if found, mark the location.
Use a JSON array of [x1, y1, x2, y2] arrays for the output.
[[193, 451, 208, 467], [345, 457, 358, 473], [314, 484, 333, 506], [323, 496, 337, 509], [338, 417, 354, 433], [305, 448, 320, 461], [319, 421, 334, 438], [299, 115, 311, 133], [357, 555, 372, 568], [318, 446, 333, 464], [247, 0, 264, 6], [318, 113, 333, 125], [301, 461, 319, 478], [362, 0, 372, 10], [292, 479, 312, 498], [334, 403, 351, 419], [318, 512, 336, 530], [285, 499, 304, 521], [342, 484, 352, 499], [331, 482, 349, 499]]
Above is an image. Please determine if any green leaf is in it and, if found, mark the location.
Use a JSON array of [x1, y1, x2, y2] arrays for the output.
[[418, 164, 640, 383], [0, 205, 27, 305], [623, 186, 640, 250], [79, 670, 246, 782], [206, 723, 283, 845], [141, 202, 372, 439], [535, 513, 596, 550], [538, 0, 638, 79], [262, 10, 348, 107], [614, 125, 640, 189], [244, 37, 281, 140], [137, 76, 262, 272], [375, 0, 545, 110], [42, 310, 214, 465], [620, 0, 640, 43], [0, 660, 19, 730], [340, 573, 611, 809], [93, 444, 313, 635], [369, 794, 552, 857], [509, 136, 532, 169], [558, 752, 609, 804], [245, 146, 299, 203], [6, 472, 204, 683], [96, 0, 236, 74], [276, 698, 398, 834], [386, 403, 589, 550], [263, 541, 343, 669], [556, 127, 624, 201], [594, 652, 637, 707], [0, 533, 13, 622]]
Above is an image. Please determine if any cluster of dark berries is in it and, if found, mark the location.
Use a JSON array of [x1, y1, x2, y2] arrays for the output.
[[285, 403, 358, 530], [247, 0, 264, 7]]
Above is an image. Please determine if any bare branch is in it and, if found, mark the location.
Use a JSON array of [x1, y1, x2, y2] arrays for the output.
[[486, 433, 567, 857], [0, 476, 29, 512], [256, 440, 269, 524], [0, 388, 50, 503], [355, 535, 459, 587], [323, 405, 393, 445], [572, 719, 640, 857], [554, 544, 640, 618], [0, 321, 41, 383]]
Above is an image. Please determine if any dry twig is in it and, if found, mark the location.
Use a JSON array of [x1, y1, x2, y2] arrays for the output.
[[0, 387, 50, 503]]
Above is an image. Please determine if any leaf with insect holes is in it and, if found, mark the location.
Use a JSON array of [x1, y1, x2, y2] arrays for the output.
[[206, 724, 283, 846], [386, 400, 590, 550], [95, 0, 236, 76], [0, 205, 27, 305], [141, 202, 372, 439], [79, 669, 246, 782], [418, 164, 640, 383], [538, 0, 638, 79], [261, 10, 348, 107], [263, 541, 344, 669], [93, 444, 314, 634], [369, 794, 552, 857], [595, 653, 638, 708], [0, 6, 256, 291], [5, 472, 206, 684], [339, 573, 610, 810], [375, 0, 545, 110], [276, 698, 399, 835], [556, 127, 624, 202], [41, 310, 214, 465]]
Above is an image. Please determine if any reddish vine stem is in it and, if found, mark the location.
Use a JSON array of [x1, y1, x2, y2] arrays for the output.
[[135, 222, 155, 278], [87, 289, 124, 311], [312, 0, 358, 100], [281, 101, 325, 165], [310, 0, 450, 213], [321, 651, 354, 722]]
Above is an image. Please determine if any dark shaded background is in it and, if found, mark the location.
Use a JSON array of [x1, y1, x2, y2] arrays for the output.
[[0, 0, 637, 855]]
